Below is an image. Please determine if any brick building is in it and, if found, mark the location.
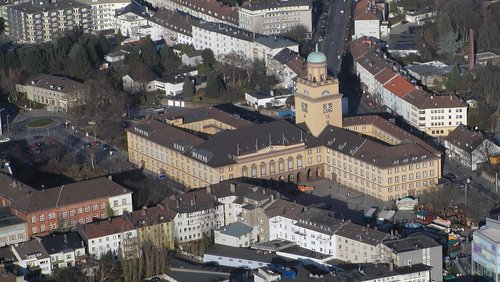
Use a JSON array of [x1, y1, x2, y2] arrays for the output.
[[0, 174, 132, 237]]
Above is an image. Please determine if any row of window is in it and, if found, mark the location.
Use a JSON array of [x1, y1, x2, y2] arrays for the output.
[[31, 203, 105, 223]]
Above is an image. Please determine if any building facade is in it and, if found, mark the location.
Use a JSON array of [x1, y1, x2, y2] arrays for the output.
[[126, 204, 175, 249], [0, 207, 27, 247], [472, 213, 500, 282], [12, 239, 52, 276], [0, 175, 132, 237], [40, 232, 86, 270], [16, 74, 87, 111], [77, 0, 129, 32], [7, 0, 91, 44], [238, 0, 312, 35]]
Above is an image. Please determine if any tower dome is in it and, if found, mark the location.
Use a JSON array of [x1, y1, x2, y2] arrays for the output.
[[307, 44, 327, 64]]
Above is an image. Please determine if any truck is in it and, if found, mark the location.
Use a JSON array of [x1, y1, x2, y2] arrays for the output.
[[296, 185, 315, 192]]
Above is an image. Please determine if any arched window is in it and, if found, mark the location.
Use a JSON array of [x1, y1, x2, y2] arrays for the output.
[[242, 166, 248, 177], [278, 158, 285, 173], [297, 155, 303, 169], [321, 90, 330, 96], [260, 162, 266, 176], [287, 157, 294, 171], [251, 164, 257, 178], [269, 160, 276, 174]]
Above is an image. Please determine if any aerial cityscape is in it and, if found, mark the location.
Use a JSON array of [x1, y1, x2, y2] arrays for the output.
[[0, 0, 498, 281]]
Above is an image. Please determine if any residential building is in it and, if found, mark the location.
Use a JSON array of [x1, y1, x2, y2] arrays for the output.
[[122, 69, 198, 95], [471, 213, 500, 282], [7, 0, 91, 44], [381, 235, 443, 282], [149, 8, 195, 46], [181, 50, 203, 67], [245, 89, 293, 109], [350, 37, 468, 137], [334, 222, 390, 263], [39, 231, 86, 270], [267, 48, 306, 88], [0, 0, 30, 36], [405, 8, 436, 25], [0, 207, 27, 247], [0, 174, 133, 237], [11, 239, 51, 276], [16, 74, 87, 111], [214, 221, 257, 248], [445, 125, 500, 170], [406, 61, 451, 89], [237, 0, 312, 35], [353, 0, 388, 39], [149, 0, 238, 27], [126, 204, 176, 249], [294, 45, 344, 136], [114, 1, 152, 37], [76, 0, 129, 32], [328, 263, 432, 282], [81, 216, 137, 259], [191, 21, 299, 63]]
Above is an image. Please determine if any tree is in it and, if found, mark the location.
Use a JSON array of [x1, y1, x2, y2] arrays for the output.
[[141, 37, 160, 68], [182, 78, 195, 97], [159, 45, 180, 71], [68, 43, 93, 80], [478, 13, 500, 52], [124, 49, 143, 71], [437, 31, 462, 58], [445, 65, 461, 93], [204, 72, 225, 98], [97, 33, 112, 55], [0, 17, 4, 34], [419, 185, 462, 218], [437, 13, 453, 38], [19, 47, 47, 75], [49, 267, 86, 282], [86, 252, 122, 282]]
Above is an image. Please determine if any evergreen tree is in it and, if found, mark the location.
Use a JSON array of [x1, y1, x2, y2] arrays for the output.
[[97, 33, 111, 54], [68, 43, 93, 80], [201, 49, 216, 67], [19, 47, 47, 75], [437, 31, 462, 58], [159, 45, 180, 71], [182, 78, 195, 97], [205, 72, 225, 98], [124, 50, 143, 71], [445, 65, 461, 93], [141, 37, 160, 68]]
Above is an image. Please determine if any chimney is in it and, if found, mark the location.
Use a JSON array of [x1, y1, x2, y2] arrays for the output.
[[141, 208, 146, 216], [206, 185, 212, 194], [229, 183, 236, 193], [468, 29, 475, 71], [389, 261, 394, 271], [64, 234, 68, 243], [193, 195, 197, 205], [176, 198, 181, 208]]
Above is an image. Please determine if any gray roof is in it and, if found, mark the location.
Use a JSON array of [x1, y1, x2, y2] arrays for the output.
[[254, 36, 299, 49], [246, 90, 271, 100], [23, 74, 85, 94], [12, 240, 49, 260], [217, 222, 253, 238], [329, 263, 432, 281], [383, 235, 440, 253], [335, 222, 390, 246], [116, 1, 151, 18], [240, 0, 311, 11], [0, 207, 26, 229], [40, 232, 85, 255], [204, 244, 276, 263], [9, 0, 89, 13]]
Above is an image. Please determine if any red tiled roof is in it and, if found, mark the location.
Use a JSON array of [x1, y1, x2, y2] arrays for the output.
[[403, 89, 467, 109], [82, 217, 134, 239], [374, 67, 397, 84], [384, 75, 415, 98], [354, 0, 380, 21]]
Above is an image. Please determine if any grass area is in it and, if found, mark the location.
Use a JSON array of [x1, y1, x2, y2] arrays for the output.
[[27, 118, 53, 128]]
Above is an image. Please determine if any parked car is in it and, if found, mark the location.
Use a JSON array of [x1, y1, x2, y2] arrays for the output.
[[445, 173, 457, 182], [101, 144, 110, 150]]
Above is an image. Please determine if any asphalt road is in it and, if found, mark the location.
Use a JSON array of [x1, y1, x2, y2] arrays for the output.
[[323, 0, 352, 75]]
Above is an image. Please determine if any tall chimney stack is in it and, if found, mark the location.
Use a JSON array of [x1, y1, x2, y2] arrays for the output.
[[469, 29, 475, 71]]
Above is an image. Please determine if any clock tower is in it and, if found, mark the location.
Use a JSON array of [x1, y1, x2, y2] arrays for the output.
[[295, 45, 343, 137]]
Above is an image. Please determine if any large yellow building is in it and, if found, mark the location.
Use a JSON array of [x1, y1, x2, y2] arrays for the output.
[[127, 50, 442, 201]]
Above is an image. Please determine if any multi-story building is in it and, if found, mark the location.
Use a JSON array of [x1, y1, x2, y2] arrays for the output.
[[81, 216, 137, 259], [127, 49, 443, 201], [268, 48, 306, 88], [350, 37, 468, 137], [149, 8, 195, 46], [444, 124, 500, 171], [76, 0, 129, 32], [7, 0, 91, 44], [40, 231, 86, 270], [381, 235, 443, 282], [237, 0, 312, 35], [0, 174, 132, 237], [0, 207, 27, 247], [114, 1, 152, 37], [16, 74, 87, 111], [191, 21, 299, 63], [353, 0, 388, 39], [11, 239, 52, 276], [0, 0, 30, 36], [472, 213, 500, 282], [126, 204, 175, 249], [214, 221, 257, 248], [148, 0, 238, 27]]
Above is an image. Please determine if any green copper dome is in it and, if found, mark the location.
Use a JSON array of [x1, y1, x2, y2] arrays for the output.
[[307, 51, 327, 63]]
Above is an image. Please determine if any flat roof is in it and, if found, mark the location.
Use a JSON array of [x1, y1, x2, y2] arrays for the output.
[[383, 235, 440, 253], [217, 222, 253, 238]]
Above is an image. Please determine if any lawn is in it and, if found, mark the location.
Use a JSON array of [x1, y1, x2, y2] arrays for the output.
[[27, 118, 53, 128]]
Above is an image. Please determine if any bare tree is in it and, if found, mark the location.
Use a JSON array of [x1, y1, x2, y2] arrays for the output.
[[419, 185, 462, 217]]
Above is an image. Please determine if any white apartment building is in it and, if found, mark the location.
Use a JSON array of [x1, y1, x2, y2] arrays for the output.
[[472, 213, 500, 282], [191, 22, 298, 64], [77, 0, 130, 32], [0, 207, 27, 247], [108, 190, 133, 216], [82, 217, 137, 259], [354, 0, 387, 39], [40, 232, 86, 270], [148, 0, 238, 27], [351, 37, 468, 137], [149, 8, 195, 45], [238, 0, 312, 35], [12, 240, 52, 276], [114, 2, 152, 37]]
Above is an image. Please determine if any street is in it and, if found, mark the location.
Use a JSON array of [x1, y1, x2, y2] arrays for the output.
[[323, 0, 352, 75]]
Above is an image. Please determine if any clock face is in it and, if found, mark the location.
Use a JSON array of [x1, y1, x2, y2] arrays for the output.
[[301, 102, 308, 113], [323, 103, 333, 113], [303, 90, 309, 96]]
